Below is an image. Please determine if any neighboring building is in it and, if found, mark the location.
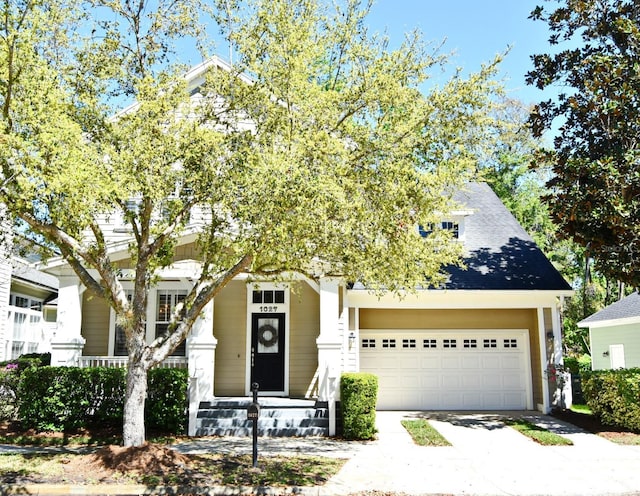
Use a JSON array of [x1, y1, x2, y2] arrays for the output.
[[1, 259, 58, 362], [578, 291, 640, 370]]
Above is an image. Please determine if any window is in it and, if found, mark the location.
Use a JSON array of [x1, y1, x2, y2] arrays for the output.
[[113, 292, 133, 356], [418, 222, 459, 239], [443, 338, 457, 349], [156, 289, 188, 356], [362, 338, 376, 348], [483, 339, 497, 349], [382, 338, 396, 349], [402, 339, 416, 348], [441, 221, 459, 238], [252, 290, 285, 304], [423, 339, 437, 348], [463, 339, 477, 348], [504, 338, 518, 349]]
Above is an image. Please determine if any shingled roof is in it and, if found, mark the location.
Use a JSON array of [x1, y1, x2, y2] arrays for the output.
[[444, 182, 571, 291], [578, 292, 640, 326]]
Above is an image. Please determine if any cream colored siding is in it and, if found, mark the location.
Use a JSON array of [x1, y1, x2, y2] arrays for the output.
[[213, 280, 247, 396], [173, 242, 200, 261], [289, 282, 319, 397], [81, 292, 110, 356], [591, 323, 640, 370], [359, 308, 542, 407]]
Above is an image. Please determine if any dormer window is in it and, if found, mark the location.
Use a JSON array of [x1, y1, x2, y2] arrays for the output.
[[418, 221, 460, 239]]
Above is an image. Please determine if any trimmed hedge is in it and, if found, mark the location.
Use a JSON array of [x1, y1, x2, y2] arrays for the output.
[[0, 353, 51, 420], [146, 368, 189, 433], [582, 368, 640, 432], [340, 372, 378, 440], [17, 366, 188, 433]]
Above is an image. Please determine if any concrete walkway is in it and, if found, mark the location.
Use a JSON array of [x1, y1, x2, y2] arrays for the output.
[[321, 411, 640, 495]]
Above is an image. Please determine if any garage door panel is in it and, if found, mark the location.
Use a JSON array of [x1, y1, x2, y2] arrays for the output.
[[441, 374, 460, 388], [360, 330, 530, 410], [421, 375, 440, 388], [502, 355, 523, 369], [462, 393, 482, 408], [420, 356, 440, 369], [461, 375, 481, 387], [441, 357, 460, 369]]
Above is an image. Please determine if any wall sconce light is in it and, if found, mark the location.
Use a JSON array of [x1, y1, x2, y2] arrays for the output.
[[348, 332, 356, 348], [602, 351, 609, 357]]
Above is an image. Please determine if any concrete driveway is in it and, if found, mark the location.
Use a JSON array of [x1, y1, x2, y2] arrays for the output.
[[323, 411, 640, 496]]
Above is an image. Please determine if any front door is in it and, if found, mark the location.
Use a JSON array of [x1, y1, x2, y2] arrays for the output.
[[251, 313, 286, 392]]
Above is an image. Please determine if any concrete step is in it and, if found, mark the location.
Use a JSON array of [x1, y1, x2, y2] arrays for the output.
[[195, 397, 329, 437]]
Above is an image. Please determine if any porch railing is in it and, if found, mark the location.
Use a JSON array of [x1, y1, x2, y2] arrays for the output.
[[79, 356, 188, 369]]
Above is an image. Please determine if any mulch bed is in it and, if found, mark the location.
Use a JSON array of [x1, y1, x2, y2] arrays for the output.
[[551, 408, 640, 444]]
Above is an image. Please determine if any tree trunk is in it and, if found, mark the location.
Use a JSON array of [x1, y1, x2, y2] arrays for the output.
[[123, 359, 148, 447]]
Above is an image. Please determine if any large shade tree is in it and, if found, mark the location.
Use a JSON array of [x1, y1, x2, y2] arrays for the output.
[[1, 0, 504, 446], [527, 0, 640, 288]]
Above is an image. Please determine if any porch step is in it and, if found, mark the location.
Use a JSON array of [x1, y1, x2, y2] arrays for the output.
[[195, 398, 329, 437]]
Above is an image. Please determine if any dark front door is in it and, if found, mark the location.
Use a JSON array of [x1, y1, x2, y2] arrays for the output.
[[251, 313, 286, 392]]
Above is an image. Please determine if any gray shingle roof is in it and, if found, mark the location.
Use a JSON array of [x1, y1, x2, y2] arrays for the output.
[[443, 182, 571, 291], [578, 292, 640, 325]]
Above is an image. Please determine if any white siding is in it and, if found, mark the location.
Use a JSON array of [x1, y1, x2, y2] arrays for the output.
[[0, 260, 11, 362]]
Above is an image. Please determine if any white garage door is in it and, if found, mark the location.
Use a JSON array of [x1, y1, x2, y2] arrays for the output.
[[359, 330, 531, 410]]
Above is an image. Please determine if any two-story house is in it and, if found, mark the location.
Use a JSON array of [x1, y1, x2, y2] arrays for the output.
[[38, 58, 573, 436]]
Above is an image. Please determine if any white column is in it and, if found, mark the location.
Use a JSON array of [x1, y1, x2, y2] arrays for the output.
[[187, 299, 217, 436], [50, 276, 86, 366], [553, 300, 571, 408], [316, 277, 342, 436], [537, 307, 551, 413]]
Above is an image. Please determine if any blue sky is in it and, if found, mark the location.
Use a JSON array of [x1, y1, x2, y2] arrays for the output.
[[181, 1, 558, 107], [364, 0, 555, 106]]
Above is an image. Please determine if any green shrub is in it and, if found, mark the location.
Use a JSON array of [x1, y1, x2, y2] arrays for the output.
[[340, 372, 378, 440], [16, 366, 187, 433], [577, 355, 592, 374], [18, 367, 126, 431], [563, 356, 579, 374], [0, 363, 21, 420], [582, 368, 640, 432], [0, 354, 51, 421], [146, 368, 188, 434]]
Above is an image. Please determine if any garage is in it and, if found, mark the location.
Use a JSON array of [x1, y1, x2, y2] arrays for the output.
[[359, 329, 532, 410]]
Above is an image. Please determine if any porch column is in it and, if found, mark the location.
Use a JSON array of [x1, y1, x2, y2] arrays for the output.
[[316, 277, 342, 436], [50, 276, 86, 366], [553, 300, 572, 408], [187, 299, 217, 436]]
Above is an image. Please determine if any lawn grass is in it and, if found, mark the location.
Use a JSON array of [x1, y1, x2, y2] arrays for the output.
[[0, 452, 345, 486], [570, 403, 592, 415], [504, 418, 573, 446], [401, 419, 451, 446]]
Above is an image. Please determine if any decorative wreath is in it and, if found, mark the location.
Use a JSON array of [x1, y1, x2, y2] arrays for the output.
[[258, 324, 278, 347]]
